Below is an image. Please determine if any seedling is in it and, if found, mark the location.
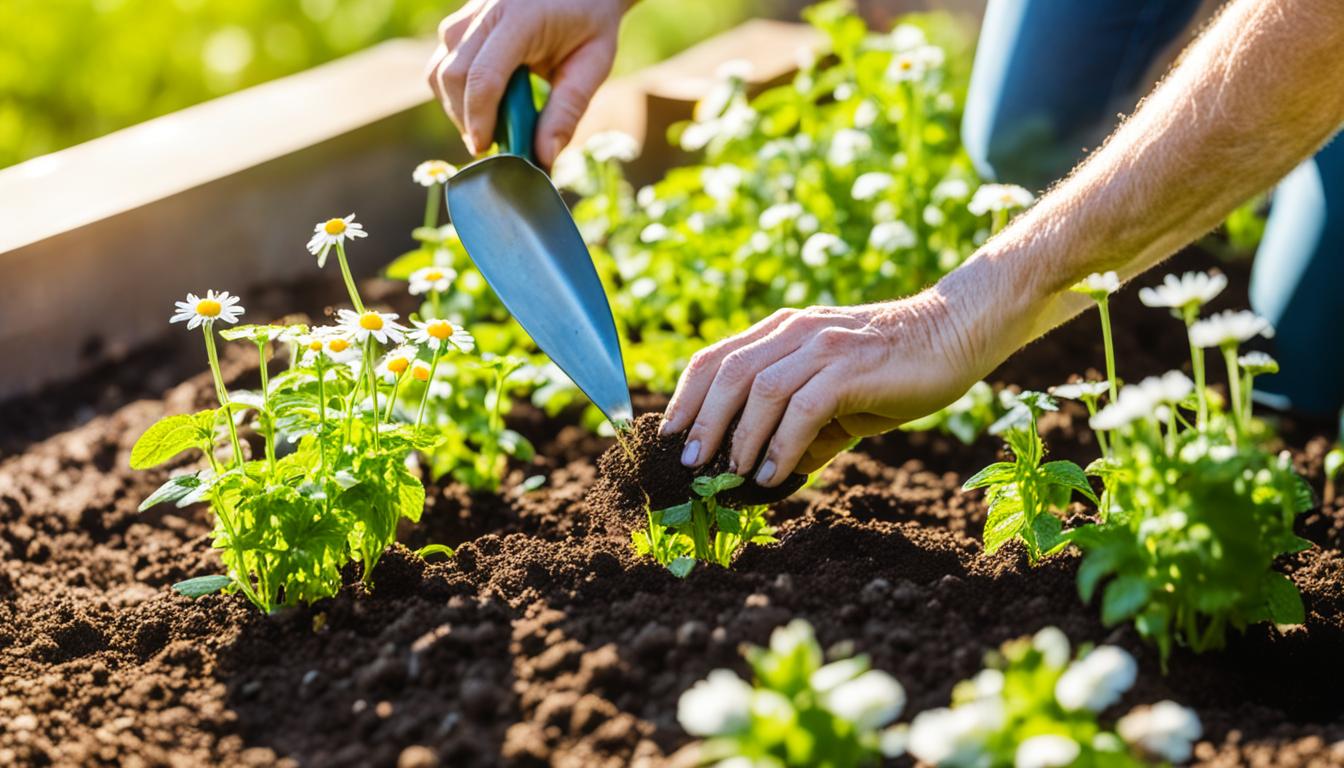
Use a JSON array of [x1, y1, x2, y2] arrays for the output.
[[632, 473, 777, 577], [133, 215, 472, 612], [678, 619, 905, 767]]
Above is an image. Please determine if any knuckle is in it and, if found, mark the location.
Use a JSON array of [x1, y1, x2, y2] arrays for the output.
[[750, 370, 788, 401], [441, 57, 469, 89], [686, 349, 716, 376], [716, 351, 754, 387], [465, 65, 505, 98], [788, 389, 830, 419]]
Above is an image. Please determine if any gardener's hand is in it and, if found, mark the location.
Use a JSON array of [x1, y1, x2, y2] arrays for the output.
[[426, 0, 632, 168], [660, 293, 984, 487]]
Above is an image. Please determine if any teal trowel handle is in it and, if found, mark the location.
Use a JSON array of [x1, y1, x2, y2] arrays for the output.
[[495, 67, 538, 162]]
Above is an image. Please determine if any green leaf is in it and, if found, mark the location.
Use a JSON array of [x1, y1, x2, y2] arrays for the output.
[[385, 247, 434, 280], [415, 543, 455, 560], [1101, 575, 1151, 625], [692, 472, 745, 498], [1076, 544, 1123, 602], [219, 323, 306, 344], [139, 472, 204, 512], [520, 474, 546, 492], [1263, 571, 1305, 626], [667, 557, 695, 578], [716, 506, 742, 535], [1325, 448, 1344, 480], [982, 495, 1024, 554], [658, 502, 693, 527], [1032, 513, 1068, 557], [397, 468, 427, 524], [172, 575, 232, 599], [1039, 461, 1099, 504], [130, 411, 213, 469], [962, 462, 1015, 491]]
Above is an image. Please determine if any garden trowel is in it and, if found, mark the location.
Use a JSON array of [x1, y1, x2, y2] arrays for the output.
[[445, 67, 633, 427]]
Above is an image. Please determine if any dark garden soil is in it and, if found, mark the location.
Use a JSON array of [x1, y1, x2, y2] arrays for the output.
[[2, 249, 1343, 767]]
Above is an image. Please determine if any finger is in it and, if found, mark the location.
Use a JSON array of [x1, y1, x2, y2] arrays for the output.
[[429, 6, 476, 126], [662, 308, 801, 435], [463, 23, 532, 157], [679, 327, 816, 468], [439, 5, 500, 154], [535, 36, 617, 168], [755, 371, 842, 487], [795, 420, 856, 475], [425, 43, 449, 104], [727, 350, 828, 475]]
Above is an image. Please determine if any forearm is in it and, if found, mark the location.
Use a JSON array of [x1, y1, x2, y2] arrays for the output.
[[939, 0, 1344, 375]]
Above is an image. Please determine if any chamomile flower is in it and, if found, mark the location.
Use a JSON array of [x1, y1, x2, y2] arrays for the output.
[[1054, 646, 1136, 712], [585, 131, 640, 163], [337, 308, 406, 345], [907, 699, 1004, 766], [410, 358, 433, 382], [678, 669, 753, 737], [852, 171, 894, 201], [410, 318, 475, 352], [802, 232, 848, 267], [759, 202, 802, 229], [1116, 701, 1202, 763], [1238, 351, 1279, 375], [376, 345, 419, 381], [408, 266, 456, 295], [304, 328, 359, 364], [1072, 271, 1120, 300], [1015, 735, 1080, 768], [1138, 271, 1227, 312], [1032, 626, 1071, 669], [412, 160, 457, 187], [869, 221, 916, 252], [887, 49, 928, 82], [933, 177, 971, 202], [1189, 309, 1274, 348], [1049, 380, 1110, 402], [307, 214, 367, 267], [1141, 370, 1194, 405], [823, 670, 906, 731], [968, 184, 1034, 216], [170, 290, 244, 329]]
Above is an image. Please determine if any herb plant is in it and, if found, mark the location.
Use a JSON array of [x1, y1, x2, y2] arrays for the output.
[[133, 214, 474, 612], [901, 627, 1201, 767], [678, 619, 906, 767], [632, 473, 777, 577]]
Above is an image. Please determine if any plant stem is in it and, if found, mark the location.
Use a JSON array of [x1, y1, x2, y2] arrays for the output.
[[255, 341, 277, 476], [415, 347, 444, 427], [203, 323, 245, 467], [384, 372, 403, 422], [316, 359, 328, 473], [1184, 311, 1209, 428], [1222, 344, 1244, 439], [1097, 297, 1118, 403], [364, 337, 381, 451], [1083, 398, 1109, 457], [334, 240, 364, 313], [423, 184, 441, 229]]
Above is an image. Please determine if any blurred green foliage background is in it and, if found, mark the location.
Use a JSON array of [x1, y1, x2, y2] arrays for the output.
[[0, 0, 761, 169]]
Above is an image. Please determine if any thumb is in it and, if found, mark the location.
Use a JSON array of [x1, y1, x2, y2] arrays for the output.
[[535, 36, 616, 168]]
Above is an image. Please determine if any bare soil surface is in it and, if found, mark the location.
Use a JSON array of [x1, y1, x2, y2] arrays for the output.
[[2, 251, 1342, 767]]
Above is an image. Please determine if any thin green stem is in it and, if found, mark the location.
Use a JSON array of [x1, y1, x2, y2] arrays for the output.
[[255, 341, 276, 476], [1097, 298, 1118, 403], [1183, 310, 1209, 428], [423, 184, 442, 229], [384, 372, 403, 422], [334, 240, 364, 313], [415, 347, 444, 428], [203, 323, 245, 467], [316, 359, 328, 473], [1083, 398, 1109, 457], [364, 337, 381, 451], [1222, 344, 1244, 439]]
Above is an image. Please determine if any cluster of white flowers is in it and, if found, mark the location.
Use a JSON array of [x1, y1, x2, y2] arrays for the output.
[[585, 130, 640, 164], [681, 102, 757, 152], [702, 164, 745, 204], [968, 183, 1034, 216], [1090, 371, 1194, 430], [1189, 309, 1274, 349]]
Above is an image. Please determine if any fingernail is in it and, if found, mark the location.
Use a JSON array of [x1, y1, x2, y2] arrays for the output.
[[658, 416, 673, 436], [681, 439, 701, 467], [464, 136, 478, 155], [754, 459, 776, 486], [727, 458, 739, 474]]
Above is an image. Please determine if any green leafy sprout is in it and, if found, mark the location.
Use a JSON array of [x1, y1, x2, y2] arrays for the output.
[[633, 473, 777, 577]]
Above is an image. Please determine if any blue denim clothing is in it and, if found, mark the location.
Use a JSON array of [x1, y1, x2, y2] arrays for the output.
[[963, 0, 1344, 416]]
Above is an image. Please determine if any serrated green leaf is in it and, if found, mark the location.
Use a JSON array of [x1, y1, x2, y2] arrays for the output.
[[962, 462, 1015, 491], [139, 472, 204, 512], [1264, 571, 1305, 626], [692, 472, 745, 498], [1032, 513, 1068, 557], [716, 506, 742, 535], [658, 502, 693, 527], [130, 411, 212, 469], [983, 496, 1024, 554], [667, 557, 695, 578], [1101, 575, 1150, 625], [172, 575, 232, 599], [397, 468, 427, 524], [1039, 461, 1099, 504]]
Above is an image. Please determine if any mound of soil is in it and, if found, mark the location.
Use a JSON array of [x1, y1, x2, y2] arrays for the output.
[[2, 250, 1342, 767]]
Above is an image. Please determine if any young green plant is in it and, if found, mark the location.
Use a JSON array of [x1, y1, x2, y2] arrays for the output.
[[632, 473, 777, 577]]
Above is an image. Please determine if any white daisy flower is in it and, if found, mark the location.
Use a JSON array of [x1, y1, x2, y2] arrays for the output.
[[1238, 351, 1279, 375], [170, 290, 244, 330], [810, 657, 867, 693], [1090, 383, 1155, 431], [802, 232, 848, 267], [968, 184, 1034, 215], [678, 669, 753, 736], [1054, 646, 1137, 712], [1140, 370, 1194, 405], [824, 670, 906, 730], [869, 221, 916, 252], [1189, 309, 1274, 348], [1015, 735, 1080, 768], [933, 177, 971, 202], [1138, 271, 1227, 312], [1072, 271, 1120, 299], [1116, 701, 1202, 763], [827, 129, 872, 167], [907, 699, 1004, 766], [304, 328, 359, 364], [887, 50, 928, 82], [1050, 380, 1110, 402], [770, 619, 817, 656], [412, 160, 457, 187], [410, 358, 433, 382], [585, 130, 639, 163], [307, 214, 368, 267], [336, 308, 406, 345], [1031, 626, 1071, 668], [410, 317, 475, 352], [376, 345, 419, 381], [759, 202, 803, 229], [852, 171, 894, 201], [408, 266, 456, 296]]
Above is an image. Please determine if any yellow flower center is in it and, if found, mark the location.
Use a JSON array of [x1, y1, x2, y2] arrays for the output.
[[328, 338, 350, 353], [387, 357, 410, 375], [308, 340, 323, 352], [413, 365, 431, 382], [427, 321, 454, 340], [424, 270, 444, 282], [196, 299, 222, 317], [359, 313, 384, 331], [323, 218, 347, 235], [899, 59, 913, 70]]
